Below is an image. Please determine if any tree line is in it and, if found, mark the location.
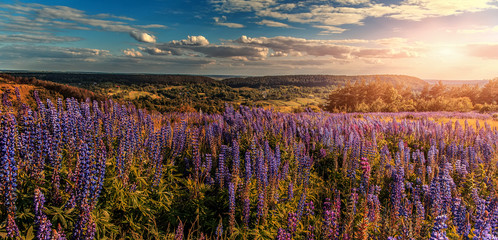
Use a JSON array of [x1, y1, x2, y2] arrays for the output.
[[326, 79, 498, 112]]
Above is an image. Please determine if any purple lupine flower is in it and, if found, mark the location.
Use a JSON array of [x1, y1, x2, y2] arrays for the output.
[[204, 153, 213, 184], [391, 165, 406, 217], [287, 212, 298, 235], [451, 198, 470, 237], [34, 188, 52, 240], [72, 202, 96, 240], [216, 145, 227, 187], [232, 139, 240, 176], [257, 189, 266, 223], [2, 89, 12, 107], [191, 128, 201, 179], [243, 195, 250, 228], [306, 225, 315, 240], [297, 190, 308, 220], [6, 214, 20, 238], [93, 138, 107, 205], [430, 215, 449, 240], [367, 187, 381, 223], [0, 114, 20, 238], [276, 228, 291, 240], [14, 87, 21, 103], [244, 151, 252, 183], [228, 182, 236, 230], [175, 221, 184, 240], [216, 221, 223, 240], [322, 197, 339, 239], [52, 224, 67, 240], [288, 182, 294, 200], [304, 201, 315, 216]]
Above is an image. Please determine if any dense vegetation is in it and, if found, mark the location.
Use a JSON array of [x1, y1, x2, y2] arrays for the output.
[[223, 75, 426, 89], [2, 73, 333, 113], [2, 72, 497, 114], [326, 80, 498, 113], [0, 88, 497, 239], [0, 74, 105, 103]]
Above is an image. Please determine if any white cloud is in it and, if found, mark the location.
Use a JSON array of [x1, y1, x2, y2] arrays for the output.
[[140, 47, 172, 55], [456, 25, 498, 34], [314, 25, 346, 34], [213, 16, 245, 28], [130, 31, 157, 43], [210, 0, 277, 13], [170, 35, 210, 46], [335, 0, 370, 5], [140, 24, 168, 29], [0, 3, 166, 43], [210, 0, 498, 33], [123, 48, 143, 57], [0, 45, 110, 59], [256, 19, 292, 28], [235, 35, 420, 59], [0, 34, 82, 43], [389, 0, 498, 21]]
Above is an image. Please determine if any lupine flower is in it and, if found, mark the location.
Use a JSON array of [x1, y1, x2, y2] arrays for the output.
[[72, 202, 96, 240], [287, 212, 298, 235], [1, 114, 19, 238], [306, 225, 315, 240], [216, 145, 227, 187], [244, 151, 252, 183], [451, 198, 470, 237], [430, 215, 449, 240], [276, 228, 291, 240], [243, 194, 250, 228], [34, 188, 52, 240], [175, 221, 184, 240], [288, 182, 294, 200], [228, 182, 236, 231], [216, 221, 223, 240]]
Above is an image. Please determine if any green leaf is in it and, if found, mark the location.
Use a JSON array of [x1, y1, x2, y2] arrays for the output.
[[24, 226, 34, 240]]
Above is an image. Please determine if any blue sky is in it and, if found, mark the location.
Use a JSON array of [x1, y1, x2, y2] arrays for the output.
[[1, 0, 498, 79]]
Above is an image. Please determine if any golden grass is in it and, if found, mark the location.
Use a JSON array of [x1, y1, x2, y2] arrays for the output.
[[0, 83, 37, 102]]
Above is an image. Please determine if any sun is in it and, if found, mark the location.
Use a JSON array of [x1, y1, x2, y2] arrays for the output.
[[437, 47, 459, 57]]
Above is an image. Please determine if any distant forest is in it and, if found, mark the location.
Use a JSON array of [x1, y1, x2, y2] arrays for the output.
[[326, 79, 498, 113], [1, 72, 497, 114]]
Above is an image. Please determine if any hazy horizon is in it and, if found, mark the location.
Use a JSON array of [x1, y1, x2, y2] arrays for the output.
[[1, 0, 498, 80]]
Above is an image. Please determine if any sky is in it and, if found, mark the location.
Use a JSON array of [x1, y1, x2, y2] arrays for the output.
[[1, 0, 498, 79]]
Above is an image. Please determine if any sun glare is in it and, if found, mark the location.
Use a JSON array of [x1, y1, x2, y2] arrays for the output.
[[437, 47, 459, 57]]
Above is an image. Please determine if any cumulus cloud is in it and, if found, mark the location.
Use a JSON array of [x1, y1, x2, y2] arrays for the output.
[[210, 0, 498, 30], [235, 35, 420, 59], [123, 48, 143, 57], [140, 35, 269, 60], [213, 16, 245, 28], [130, 31, 157, 43], [256, 19, 292, 28], [137, 34, 419, 63], [170, 35, 210, 46], [139, 47, 173, 55]]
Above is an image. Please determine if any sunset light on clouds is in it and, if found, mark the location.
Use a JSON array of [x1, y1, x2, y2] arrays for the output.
[[1, 0, 498, 79]]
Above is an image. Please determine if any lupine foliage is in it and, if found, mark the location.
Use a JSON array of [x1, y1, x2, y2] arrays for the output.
[[0, 89, 497, 239]]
